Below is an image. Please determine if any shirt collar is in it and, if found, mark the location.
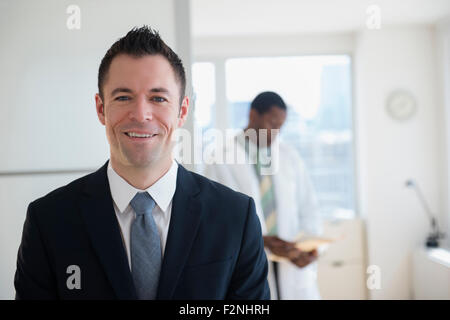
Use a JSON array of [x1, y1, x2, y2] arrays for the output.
[[107, 159, 178, 215]]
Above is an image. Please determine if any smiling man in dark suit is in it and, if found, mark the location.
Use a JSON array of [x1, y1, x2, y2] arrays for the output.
[[14, 26, 270, 300]]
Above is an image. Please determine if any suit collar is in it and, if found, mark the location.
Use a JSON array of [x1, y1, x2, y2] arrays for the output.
[[79, 160, 137, 300]]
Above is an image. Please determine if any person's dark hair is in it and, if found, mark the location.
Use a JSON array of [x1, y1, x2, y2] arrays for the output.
[[98, 26, 186, 104], [250, 91, 287, 114]]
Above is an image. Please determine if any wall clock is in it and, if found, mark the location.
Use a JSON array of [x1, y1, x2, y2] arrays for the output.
[[386, 90, 417, 121]]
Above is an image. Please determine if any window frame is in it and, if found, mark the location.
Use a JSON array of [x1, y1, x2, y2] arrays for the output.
[[193, 34, 359, 220]]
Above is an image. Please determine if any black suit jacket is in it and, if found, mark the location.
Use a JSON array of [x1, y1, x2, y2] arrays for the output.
[[14, 161, 270, 300]]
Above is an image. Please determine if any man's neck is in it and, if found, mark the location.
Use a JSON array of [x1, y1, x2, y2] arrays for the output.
[[109, 156, 173, 190]]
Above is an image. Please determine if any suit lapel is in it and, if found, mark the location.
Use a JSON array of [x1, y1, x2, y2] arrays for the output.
[[78, 161, 137, 300], [157, 165, 202, 299]]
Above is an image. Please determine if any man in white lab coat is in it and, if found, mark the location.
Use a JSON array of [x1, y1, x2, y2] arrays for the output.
[[203, 91, 322, 300]]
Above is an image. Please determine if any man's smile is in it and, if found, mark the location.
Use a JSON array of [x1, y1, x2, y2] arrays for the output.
[[123, 131, 159, 141]]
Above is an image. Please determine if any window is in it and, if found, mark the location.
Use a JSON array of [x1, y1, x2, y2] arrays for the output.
[[192, 62, 215, 133], [225, 56, 355, 219]]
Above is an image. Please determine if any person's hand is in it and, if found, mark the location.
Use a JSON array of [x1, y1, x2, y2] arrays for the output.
[[263, 236, 296, 258], [264, 236, 319, 268], [288, 248, 318, 268]]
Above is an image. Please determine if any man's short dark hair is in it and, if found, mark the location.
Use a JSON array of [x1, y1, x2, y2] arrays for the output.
[[98, 26, 186, 104], [251, 91, 287, 114]]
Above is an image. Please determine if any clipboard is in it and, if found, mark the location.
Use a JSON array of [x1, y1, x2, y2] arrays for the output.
[[267, 232, 341, 262]]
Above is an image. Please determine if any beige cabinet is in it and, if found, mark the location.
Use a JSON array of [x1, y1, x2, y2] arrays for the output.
[[317, 218, 368, 299]]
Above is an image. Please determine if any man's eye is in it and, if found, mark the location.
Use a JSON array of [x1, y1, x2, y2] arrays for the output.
[[152, 96, 167, 103], [115, 96, 130, 101]]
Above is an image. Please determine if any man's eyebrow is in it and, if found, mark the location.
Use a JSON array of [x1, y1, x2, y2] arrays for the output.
[[110, 87, 171, 97], [149, 87, 170, 94], [110, 87, 133, 96]]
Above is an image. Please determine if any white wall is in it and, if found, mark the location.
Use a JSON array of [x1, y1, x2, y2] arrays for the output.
[[355, 25, 444, 299], [436, 17, 450, 249], [194, 33, 355, 59], [0, 0, 192, 299]]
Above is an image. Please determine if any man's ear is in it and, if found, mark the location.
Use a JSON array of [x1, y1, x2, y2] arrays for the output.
[[95, 93, 106, 125], [177, 96, 189, 127], [248, 108, 259, 127]]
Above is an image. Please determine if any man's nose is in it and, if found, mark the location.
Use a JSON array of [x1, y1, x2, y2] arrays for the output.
[[130, 96, 153, 122]]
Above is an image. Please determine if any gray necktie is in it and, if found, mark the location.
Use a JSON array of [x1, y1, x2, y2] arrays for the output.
[[130, 192, 162, 300]]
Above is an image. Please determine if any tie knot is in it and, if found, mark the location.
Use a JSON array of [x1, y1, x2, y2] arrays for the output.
[[130, 192, 156, 216]]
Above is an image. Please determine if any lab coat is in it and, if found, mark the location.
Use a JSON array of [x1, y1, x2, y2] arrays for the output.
[[202, 132, 322, 300]]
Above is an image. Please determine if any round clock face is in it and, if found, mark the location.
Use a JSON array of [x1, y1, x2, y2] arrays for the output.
[[386, 90, 417, 121]]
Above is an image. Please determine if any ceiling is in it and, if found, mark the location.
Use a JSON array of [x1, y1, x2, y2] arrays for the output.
[[191, 0, 450, 37]]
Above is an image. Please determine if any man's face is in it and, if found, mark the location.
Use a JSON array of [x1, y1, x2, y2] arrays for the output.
[[251, 105, 287, 146], [95, 54, 188, 169]]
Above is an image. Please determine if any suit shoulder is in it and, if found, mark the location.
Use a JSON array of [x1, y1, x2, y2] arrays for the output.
[[187, 170, 257, 233], [29, 170, 94, 209], [189, 170, 251, 204]]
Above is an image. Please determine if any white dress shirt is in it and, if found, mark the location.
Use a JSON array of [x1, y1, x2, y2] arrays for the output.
[[107, 159, 178, 269]]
